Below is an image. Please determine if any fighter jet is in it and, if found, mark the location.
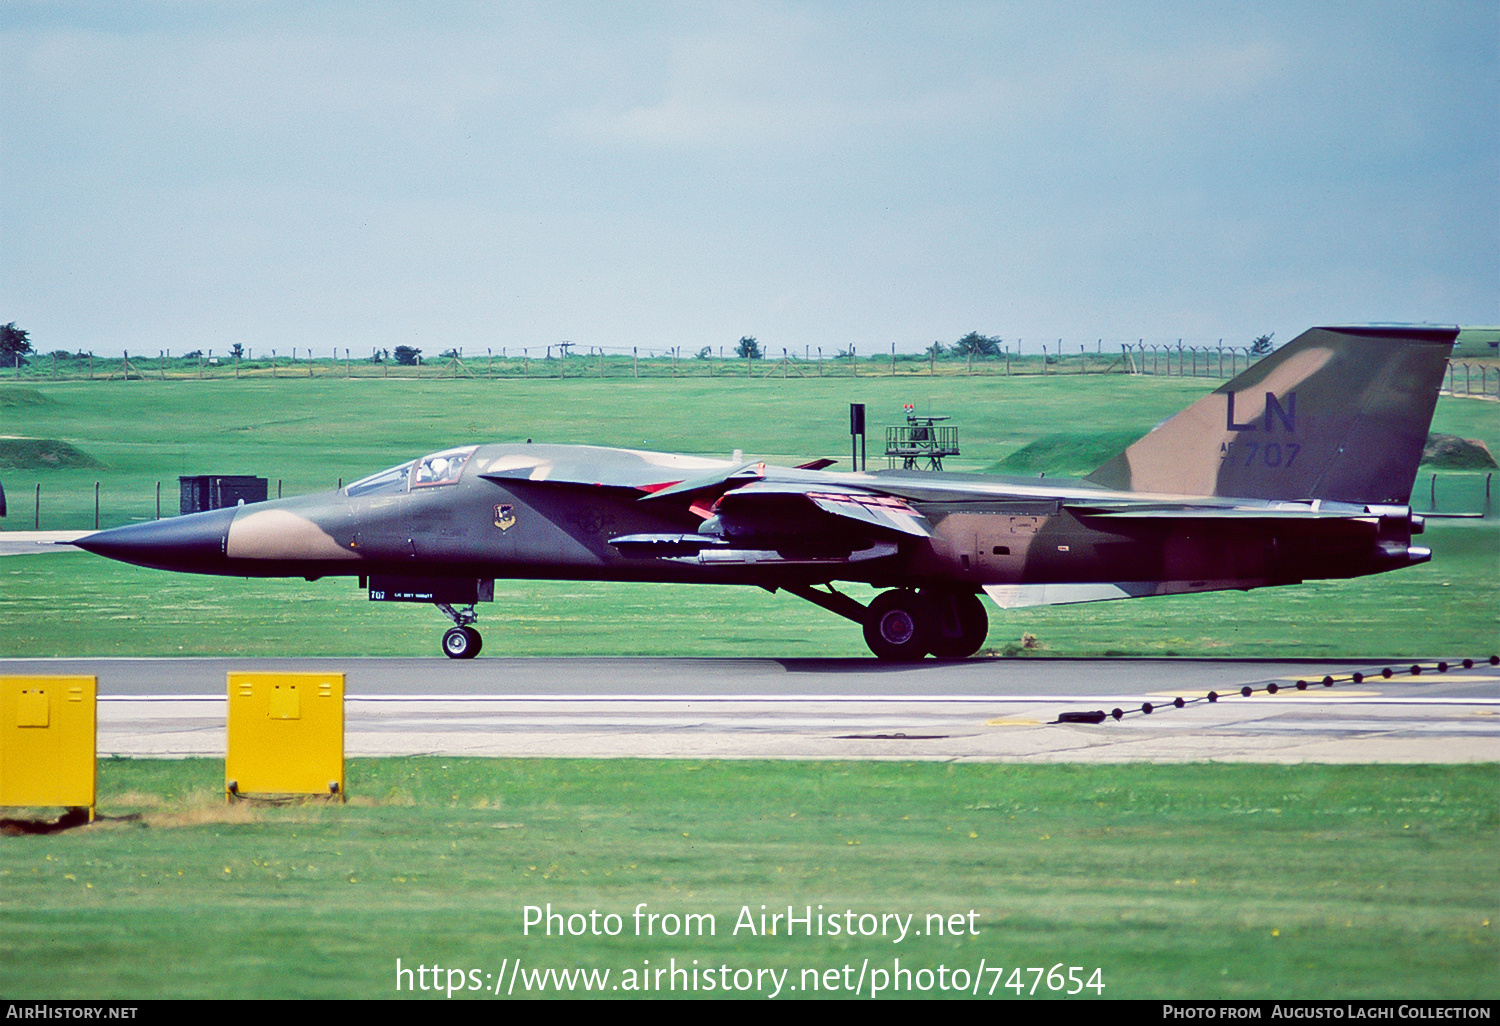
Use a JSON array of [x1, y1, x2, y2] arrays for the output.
[[73, 325, 1457, 660]]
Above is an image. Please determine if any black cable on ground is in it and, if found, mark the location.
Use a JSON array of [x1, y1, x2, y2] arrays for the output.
[[1051, 655, 1497, 725]]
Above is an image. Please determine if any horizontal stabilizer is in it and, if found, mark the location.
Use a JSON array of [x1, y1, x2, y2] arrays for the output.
[[1067, 502, 1383, 523], [983, 579, 1271, 609]]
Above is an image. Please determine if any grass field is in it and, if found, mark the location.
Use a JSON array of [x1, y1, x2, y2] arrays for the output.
[[2, 759, 1494, 999]]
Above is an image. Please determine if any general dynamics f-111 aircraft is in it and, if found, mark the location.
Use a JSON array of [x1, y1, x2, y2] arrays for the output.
[[74, 325, 1458, 660]]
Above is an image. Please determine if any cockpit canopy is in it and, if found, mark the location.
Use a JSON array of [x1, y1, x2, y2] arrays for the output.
[[346, 446, 478, 497]]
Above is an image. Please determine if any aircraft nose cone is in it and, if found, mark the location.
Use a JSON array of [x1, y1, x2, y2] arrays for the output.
[[74, 506, 237, 572]]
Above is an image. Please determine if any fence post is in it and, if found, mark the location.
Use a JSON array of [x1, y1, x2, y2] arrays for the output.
[[94, 481, 100, 530], [156, 481, 161, 520], [1430, 472, 1437, 510], [34, 483, 40, 530]]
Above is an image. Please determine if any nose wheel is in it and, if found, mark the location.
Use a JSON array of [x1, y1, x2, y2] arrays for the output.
[[436, 602, 483, 659], [442, 625, 482, 659]]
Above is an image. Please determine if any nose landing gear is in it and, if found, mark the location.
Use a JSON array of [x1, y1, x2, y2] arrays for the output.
[[437, 602, 483, 659]]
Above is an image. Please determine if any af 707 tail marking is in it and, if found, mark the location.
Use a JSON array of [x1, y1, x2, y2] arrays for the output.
[[68, 324, 1459, 660]]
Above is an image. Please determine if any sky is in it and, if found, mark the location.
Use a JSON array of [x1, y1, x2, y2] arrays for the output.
[[2, 1, 1496, 358]]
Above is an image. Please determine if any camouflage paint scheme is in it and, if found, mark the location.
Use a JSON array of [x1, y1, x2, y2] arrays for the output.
[[74, 325, 1458, 660]]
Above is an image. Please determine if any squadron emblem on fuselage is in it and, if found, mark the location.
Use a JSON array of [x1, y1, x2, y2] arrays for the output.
[[494, 504, 516, 531]]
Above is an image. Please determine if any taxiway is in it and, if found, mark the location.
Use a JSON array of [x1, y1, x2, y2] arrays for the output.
[[3, 656, 1495, 763]]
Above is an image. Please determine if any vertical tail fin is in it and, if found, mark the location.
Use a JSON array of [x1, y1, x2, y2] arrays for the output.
[[1086, 325, 1459, 504]]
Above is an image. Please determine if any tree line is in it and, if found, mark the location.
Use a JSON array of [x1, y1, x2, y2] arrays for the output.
[[0, 322, 1278, 367]]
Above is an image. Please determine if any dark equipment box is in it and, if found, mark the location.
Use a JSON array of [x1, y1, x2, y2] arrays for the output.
[[179, 475, 269, 514]]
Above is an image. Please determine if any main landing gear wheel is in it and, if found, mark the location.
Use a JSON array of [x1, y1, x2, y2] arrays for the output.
[[863, 589, 933, 661], [923, 589, 989, 660], [442, 626, 482, 659]]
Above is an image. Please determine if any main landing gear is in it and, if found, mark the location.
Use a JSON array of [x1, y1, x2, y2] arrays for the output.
[[437, 602, 483, 659], [787, 584, 989, 661]]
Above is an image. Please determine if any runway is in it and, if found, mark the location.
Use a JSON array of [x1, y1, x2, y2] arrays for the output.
[[4, 656, 1496, 763]]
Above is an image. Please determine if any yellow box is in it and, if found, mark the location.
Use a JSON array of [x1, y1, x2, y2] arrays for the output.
[[226, 672, 344, 800], [0, 676, 97, 815]]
